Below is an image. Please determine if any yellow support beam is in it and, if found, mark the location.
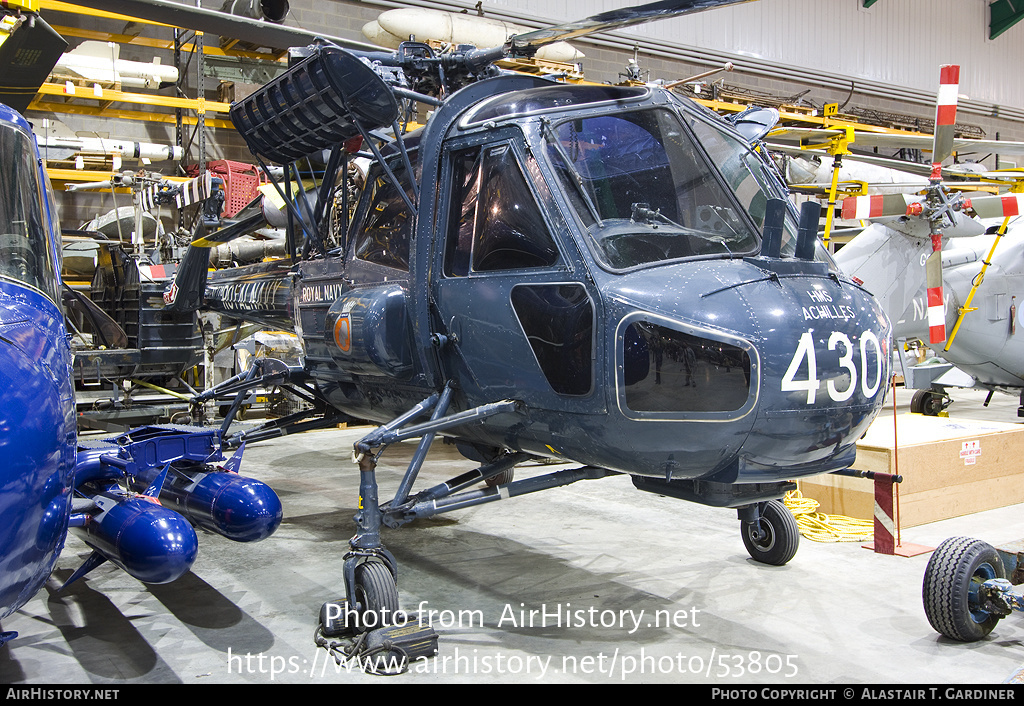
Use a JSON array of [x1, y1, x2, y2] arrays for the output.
[[46, 167, 190, 184], [49, 24, 288, 61], [694, 97, 936, 139], [944, 177, 1024, 351], [35, 81, 231, 113], [944, 217, 1009, 351], [26, 98, 235, 128], [37, 0, 172, 26]]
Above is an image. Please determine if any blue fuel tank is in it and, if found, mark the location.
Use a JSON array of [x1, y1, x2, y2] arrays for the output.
[[156, 470, 283, 543], [75, 494, 199, 584]]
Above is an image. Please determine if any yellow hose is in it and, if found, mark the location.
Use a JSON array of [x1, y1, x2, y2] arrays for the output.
[[784, 489, 874, 543]]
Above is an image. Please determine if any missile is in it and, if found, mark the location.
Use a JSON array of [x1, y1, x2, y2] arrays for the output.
[[65, 428, 281, 592], [53, 40, 179, 90], [36, 135, 183, 163], [363, 8, 585, 64]]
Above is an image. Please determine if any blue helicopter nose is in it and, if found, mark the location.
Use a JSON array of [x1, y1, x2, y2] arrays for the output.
[[603, 258, 891, 482], [0, 320, 74, 619]]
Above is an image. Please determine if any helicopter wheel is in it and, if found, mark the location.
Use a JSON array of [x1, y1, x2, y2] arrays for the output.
[[353, 560, 400, 632], [484, 468, 514, 487], [910, 390, 946, 416], [923, 537, 1006, 642], [741, 500, 800, 566]]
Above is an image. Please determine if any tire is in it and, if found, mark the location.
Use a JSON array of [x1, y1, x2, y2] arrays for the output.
[[923, 536, 1006, 642], [353, 561, 400, 632], [742, 500, 800, 566], [484, 468, 515, 487], [910, 390, 944, 416]]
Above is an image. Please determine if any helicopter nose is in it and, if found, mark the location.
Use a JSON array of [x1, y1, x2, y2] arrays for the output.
[[737, 273, 891, 479], [609, 260, 890, 482]]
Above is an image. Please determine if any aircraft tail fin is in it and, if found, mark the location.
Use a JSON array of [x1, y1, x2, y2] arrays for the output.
[[220, 441, 246, 474]]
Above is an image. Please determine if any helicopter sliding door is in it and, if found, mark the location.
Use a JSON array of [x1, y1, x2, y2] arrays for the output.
[[434, 132, 604, 415]]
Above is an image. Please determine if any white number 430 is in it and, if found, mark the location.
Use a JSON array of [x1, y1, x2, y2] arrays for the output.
[[782, 330, 884, 405]]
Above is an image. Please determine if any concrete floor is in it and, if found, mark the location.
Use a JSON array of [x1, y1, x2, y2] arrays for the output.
[[3, 385, 1024, 684]]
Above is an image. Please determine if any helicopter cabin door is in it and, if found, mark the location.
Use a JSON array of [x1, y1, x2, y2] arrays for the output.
[[434, 133, 603, 415]]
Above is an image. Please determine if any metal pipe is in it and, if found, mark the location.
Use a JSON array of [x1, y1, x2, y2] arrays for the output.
[[392, 383, 454, 506], [402, 466, 615, 520]]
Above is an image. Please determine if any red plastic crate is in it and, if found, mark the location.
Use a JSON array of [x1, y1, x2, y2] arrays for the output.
[[186, 160, 266, 218]]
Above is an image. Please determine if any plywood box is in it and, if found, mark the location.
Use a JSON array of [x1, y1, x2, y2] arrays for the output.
[[798, 413, 1024, 527]]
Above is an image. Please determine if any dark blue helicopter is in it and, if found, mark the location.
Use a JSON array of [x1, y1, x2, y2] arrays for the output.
[[138, 0, 896, 648], [40, 0, 892, 657], [0, 102, 283, 647]]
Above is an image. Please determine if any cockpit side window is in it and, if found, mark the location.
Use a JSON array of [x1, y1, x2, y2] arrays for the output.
[[351, 152, 417, 271], [0, 123, 59, 300], [444, 142, 559, 276]]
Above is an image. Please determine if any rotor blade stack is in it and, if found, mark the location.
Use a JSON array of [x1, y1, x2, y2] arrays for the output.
[[838, 66, 967, 345], [922, 65, 960, 344]]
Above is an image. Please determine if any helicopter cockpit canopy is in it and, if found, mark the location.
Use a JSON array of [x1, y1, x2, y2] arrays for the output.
[[0, 115, 60, 303], [544, 105, 763, 270]]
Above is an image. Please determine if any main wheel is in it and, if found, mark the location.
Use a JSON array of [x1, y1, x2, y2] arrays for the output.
[[741, 500, 800, 566], [923, 536, 1006, 641], [353, 561, 400, 632], [910, 389, 945, 416], [484, 468, 515, 487]]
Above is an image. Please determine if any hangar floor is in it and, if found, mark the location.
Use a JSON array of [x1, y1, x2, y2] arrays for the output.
[[3, 387, 1024, 685]]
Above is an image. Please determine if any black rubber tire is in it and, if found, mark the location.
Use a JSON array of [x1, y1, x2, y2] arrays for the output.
[[910, 390, 944, 416], [484, 468, 515, 487], [353, 561, 400, 632], [923, 536, 1006, 642], [742, 500, 800, 566]]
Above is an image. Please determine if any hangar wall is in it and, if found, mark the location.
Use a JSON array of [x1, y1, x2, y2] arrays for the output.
[[30, 0, 1024, 231], [460, 0, 1024, 110]]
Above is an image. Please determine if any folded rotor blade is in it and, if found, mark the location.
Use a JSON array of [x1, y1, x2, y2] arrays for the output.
[[840, 193, 917, 220], [964, 193, 1024, 219], [509, 0, 756, 52], [931, 65, 960, 176], [925, 234, 946, 344]]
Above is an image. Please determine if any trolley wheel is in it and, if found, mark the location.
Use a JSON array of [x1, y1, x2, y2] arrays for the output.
[[923, 536, 1006, 642], [353, 560, 400, 633], [741, 500, 800, 566]]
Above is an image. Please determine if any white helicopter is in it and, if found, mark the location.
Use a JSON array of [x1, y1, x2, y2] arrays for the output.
[[798, 66, 1024, 416]]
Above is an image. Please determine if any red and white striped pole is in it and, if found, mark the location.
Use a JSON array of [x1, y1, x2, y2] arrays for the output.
[[871, 472, 899, 555]]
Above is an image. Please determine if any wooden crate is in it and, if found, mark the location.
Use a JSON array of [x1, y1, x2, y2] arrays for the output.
[[798, 413, 1024, 527]]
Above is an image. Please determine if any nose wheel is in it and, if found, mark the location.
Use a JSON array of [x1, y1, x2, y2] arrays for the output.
[[352, 560, 400, 631], [910, 389, 950, 416], [740, 500, 800, 566]]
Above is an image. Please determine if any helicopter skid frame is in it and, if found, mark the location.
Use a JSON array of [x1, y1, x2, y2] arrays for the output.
[[318, 385, 626, 644], [191, 356, 349, 447]]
